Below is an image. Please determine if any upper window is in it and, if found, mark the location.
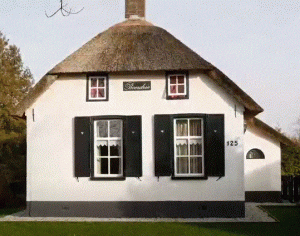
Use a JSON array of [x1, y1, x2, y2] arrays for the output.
[[87, 75, 108, 101], [166, 72, 189, 99], [246, 149, 265, 159], [174, 118, 204, 177], [94, 119, 123, 177]]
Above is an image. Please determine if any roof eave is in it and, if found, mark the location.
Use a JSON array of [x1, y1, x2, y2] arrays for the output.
[[13, 74, 57, 117], [246, 117, 297, 147], [206, 68, 263, 116]]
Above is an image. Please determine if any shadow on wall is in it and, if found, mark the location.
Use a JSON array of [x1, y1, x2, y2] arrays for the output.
[[245, 160, 281, 191]]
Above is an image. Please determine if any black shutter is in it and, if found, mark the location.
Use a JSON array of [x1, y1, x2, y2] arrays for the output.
[[124, 116, 142, 177], [154, 115, 172, 176], [205, 114, 225, 177], [74, 117, 91, 177]]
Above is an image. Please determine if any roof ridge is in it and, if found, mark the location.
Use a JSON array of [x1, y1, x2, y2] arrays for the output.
[[111, 19, 154, 28]]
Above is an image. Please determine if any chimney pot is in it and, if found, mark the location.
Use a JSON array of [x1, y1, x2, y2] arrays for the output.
[[125, 0, 145, 19]]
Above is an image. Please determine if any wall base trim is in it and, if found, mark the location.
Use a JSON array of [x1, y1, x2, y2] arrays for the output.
[[25, 201, 245, 218], [245, 191, 282, 203]]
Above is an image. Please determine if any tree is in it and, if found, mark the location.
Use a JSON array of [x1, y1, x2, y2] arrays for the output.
[[0, 31, 33, 186], [45, 0, 84, 18], [281, 118, 300, 176]]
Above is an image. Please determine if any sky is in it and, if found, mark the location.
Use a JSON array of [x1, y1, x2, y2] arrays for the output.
[[0, 0, 299, 137]]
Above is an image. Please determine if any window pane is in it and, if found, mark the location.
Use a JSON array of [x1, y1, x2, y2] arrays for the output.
[[97, 120, 108, 138], [176, 120, 188, 136], [190, 120, 201, 136], [98, 78, 105, 87], [176, 139, 188, 155], [97, 159, 101, 174], [178, 76, 184, 84], [98, 88, 105, 98], [178, 85, 185, 93], [91, 88, 97, 98], [246, 149, 265, 159], [96, 140, 108, 156], [100, 158, 108, 174], [110, 140, 121, 156], [110, 158, 121, 174], [170, 85, 177, 94], [177, 157, 188, 174], [170, 76, 176, 84], [190, 157, 202, 174], [91, 78, 97, 87], [190, 139, 202, 155], [110, 120, 122, 137]]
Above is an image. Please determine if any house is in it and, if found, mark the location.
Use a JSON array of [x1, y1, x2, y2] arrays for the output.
[[14, 0, 293, 217], [244, 117, 294, 203]]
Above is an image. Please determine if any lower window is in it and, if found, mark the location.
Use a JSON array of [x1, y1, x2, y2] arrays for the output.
[[174, 118, 204, 177], [94, 119, 123, 177]]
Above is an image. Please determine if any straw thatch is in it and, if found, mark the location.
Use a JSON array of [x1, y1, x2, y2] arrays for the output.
[[48, 19, 213, 74], [14, 19, 263, 116], [246, 117, 296, 147], [14, 75, 57, 117]]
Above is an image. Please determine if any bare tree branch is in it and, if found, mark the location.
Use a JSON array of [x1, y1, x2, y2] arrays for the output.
[[45, 0, 84, 18]]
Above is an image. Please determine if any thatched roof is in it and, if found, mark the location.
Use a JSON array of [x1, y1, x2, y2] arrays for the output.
[[206, 68, 263, 116], [246, 117, 296, 147], [14, 19, 263, 116], [48, 19, 213, 74]]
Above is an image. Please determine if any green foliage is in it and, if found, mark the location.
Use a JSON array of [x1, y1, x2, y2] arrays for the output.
[[0, 207, 23, 217], [282, 144, 300, 176], [0, 31, 33, 184], [281, 118, 300, 176]]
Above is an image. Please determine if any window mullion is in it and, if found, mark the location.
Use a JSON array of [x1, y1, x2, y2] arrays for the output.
[[103, 78, 106, 98], [96, 78, 99, 98]]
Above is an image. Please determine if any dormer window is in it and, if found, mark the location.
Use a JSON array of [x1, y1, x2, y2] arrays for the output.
[[166, 72, 189, 99], [87, 75, 109, 101]]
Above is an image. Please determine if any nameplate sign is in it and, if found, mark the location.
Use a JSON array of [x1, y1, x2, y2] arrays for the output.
[[123, 81, 151, 91]]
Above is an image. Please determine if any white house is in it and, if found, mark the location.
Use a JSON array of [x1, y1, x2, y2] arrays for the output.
[[14, 0, 293, 218], [244, 117, 293, 203]]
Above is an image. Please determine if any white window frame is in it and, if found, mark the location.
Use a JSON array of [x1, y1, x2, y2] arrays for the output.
[[167, 74, 187, 96], [89, 76, 107, 100], [174, 118, 204, 177], [94, 119, 123, 178]]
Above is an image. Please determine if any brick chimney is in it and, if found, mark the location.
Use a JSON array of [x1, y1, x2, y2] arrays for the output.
[[125, 0, 145, 19]]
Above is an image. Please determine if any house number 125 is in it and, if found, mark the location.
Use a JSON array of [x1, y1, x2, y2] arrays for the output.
[[227, 141, 238, 146]]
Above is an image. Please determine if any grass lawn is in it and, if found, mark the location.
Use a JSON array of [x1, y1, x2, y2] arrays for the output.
[[0, 205, 299, 236]]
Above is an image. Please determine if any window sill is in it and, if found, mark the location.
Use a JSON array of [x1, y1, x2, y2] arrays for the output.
[[166, 95, 189, 100], [171, 176, 208, 180], [90, 177, 126, 181], [86, 98, 109, 102]]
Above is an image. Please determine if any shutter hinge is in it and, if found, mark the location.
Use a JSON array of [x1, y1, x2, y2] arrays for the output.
[[216, 176, 223, 181]]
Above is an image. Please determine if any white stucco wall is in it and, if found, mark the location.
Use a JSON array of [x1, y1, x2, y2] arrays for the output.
[[244, 126, 281, 192], [26, 72, 245, 202]]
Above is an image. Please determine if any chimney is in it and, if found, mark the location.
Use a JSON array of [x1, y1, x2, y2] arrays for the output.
[[125, 0, 145, 19]]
